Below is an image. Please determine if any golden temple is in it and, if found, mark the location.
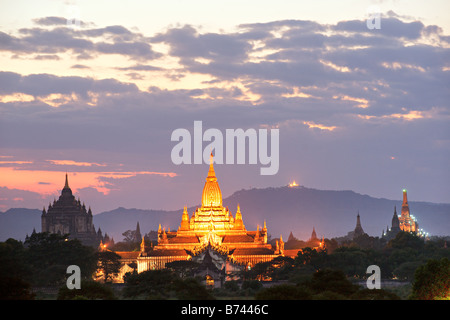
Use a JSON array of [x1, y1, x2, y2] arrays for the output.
[[136, 153, 281, 273]]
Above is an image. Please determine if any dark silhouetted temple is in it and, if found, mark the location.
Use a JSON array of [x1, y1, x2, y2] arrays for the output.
[[41, 174, 106, 247]]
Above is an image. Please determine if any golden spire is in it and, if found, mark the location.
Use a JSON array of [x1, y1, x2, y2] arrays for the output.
[[140, 236, 147, 252], [402, 189, 408, 204], [201, 152, 222, 207], [206, 152, 217, 182], [235, 204, 243, 221], [180, 206, 190, 231], [279, 234, 284, 254]]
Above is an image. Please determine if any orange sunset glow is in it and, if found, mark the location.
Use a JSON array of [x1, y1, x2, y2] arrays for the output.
[[0, 167, 177, 196]]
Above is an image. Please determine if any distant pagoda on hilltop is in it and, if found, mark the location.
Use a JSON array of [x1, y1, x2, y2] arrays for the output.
[[41, 173, 108, 247]]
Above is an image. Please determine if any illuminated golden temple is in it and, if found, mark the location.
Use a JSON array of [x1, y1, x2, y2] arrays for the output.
[[136, 153, 281, 273], [399, 189, 418, 233]]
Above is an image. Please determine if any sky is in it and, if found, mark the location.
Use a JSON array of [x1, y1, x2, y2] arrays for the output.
[[0, 0, 449, 215]]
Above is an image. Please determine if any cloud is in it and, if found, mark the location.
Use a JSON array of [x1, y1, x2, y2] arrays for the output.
[[0, 186, 49, 211], [33, 16, 68, 26], [144, 16, 448, 120], [303, 121, 337, 131], [152, 25, 251, 63], [334, 17, 425, 39], [116, 64, 163, 71], [71, 64, 90, 69], [47, 160, 107, 167], [32, 54, 61, 60], [0, 18, 161, 61], [0, 71, 138, 98]]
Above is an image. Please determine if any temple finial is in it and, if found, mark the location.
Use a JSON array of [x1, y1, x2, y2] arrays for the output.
[[64, 173, 69, 189], [207, 151, 216, 181]]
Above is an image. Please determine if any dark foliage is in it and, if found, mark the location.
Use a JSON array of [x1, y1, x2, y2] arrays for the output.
[[57, 280, 116, 300]]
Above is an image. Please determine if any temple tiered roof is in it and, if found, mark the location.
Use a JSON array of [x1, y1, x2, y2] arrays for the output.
[[136, 153, 280, 272]]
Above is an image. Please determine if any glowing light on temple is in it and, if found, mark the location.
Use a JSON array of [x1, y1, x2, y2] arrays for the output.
[[133, 152, 279, 275], [289, 180, 299, 187]]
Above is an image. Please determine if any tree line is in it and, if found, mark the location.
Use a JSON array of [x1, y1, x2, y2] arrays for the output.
[[0, 231, 448, 300]]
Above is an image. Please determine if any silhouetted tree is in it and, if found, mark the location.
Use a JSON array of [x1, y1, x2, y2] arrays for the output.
[[96, 250, 122, 283], [57, 280, 116, 300], [24, 232, 97, 286], [387, 231, 424, 250], [410, 258, 450, 300], [123, 269, 178, 299], [393, 261, 423, 281], [0, 239, 34, 299], [294, 247, 327, 271], [172, 277, 215, 300], [324, 247, 369, 277], [350, 288, 400, 300], [255, 284, 312, 300], [308, 269, 360, 297]]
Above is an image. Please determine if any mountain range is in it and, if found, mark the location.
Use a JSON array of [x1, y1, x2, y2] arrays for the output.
[[1, 186, 449, 242]]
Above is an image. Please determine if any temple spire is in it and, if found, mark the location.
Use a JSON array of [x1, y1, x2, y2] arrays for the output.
[[311, 226, 318, 240], [140, 236, 147, 253], [402, 189, 408, 204], [235, 204, 242, 220], [356, 212, 362, 229], [234, 203, 244, 230], [202, 151, 222, 207], [181, 206, 190, 230], [61, 172, 73, 196], [353, 211, 365, 238], [64, 173, 70, 189], [207, 152, 216, 181]]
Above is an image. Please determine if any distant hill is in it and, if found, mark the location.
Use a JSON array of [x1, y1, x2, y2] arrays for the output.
[[0, 208, 41, 241], [222, 186, 450, 240], [1, 186, 449, 242]]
